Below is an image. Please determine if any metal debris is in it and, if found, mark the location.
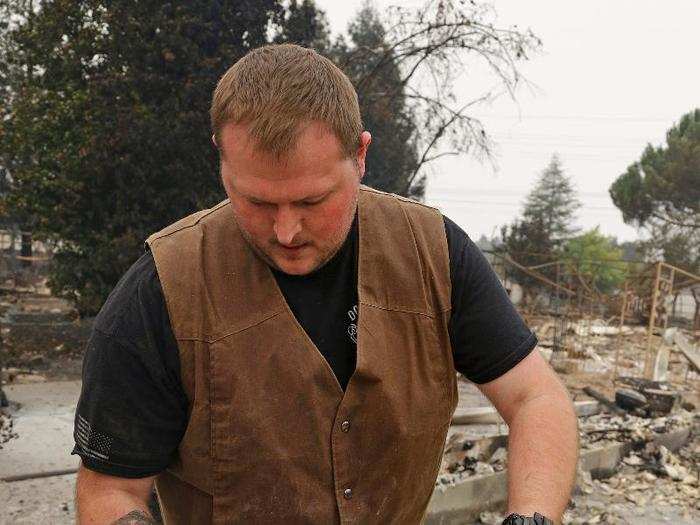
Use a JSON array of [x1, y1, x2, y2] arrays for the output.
[[614, 388, 647, 411], [582, 387, 626, 416]]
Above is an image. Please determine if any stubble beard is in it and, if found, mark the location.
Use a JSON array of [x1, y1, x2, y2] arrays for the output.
[[309, 193, 358, 273], [236, 191, 359, 276]]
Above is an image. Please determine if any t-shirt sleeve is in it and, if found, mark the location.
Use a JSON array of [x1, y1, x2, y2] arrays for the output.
[[71, 251, 188, 478], [444, 216, 537, 384]]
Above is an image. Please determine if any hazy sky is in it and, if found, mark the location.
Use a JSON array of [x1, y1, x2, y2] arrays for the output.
[[317, 0, 700, 241]]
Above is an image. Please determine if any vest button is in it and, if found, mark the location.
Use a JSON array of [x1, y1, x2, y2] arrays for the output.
[[341, 420, 350, 433], [343, 488, 353, 500]]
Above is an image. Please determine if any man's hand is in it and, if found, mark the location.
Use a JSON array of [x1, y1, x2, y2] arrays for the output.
[[75, 462, 158, 524], [478, 349, 578, 523]]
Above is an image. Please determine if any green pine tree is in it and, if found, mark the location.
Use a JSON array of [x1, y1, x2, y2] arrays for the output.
[[501, 154, 580, 269], [522, 154, 581, 246]]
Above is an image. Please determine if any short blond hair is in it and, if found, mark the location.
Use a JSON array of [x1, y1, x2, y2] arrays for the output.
[[210, 44, 362, 159]]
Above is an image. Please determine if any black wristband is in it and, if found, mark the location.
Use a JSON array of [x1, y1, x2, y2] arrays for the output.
[[502, 512, 554, 525]]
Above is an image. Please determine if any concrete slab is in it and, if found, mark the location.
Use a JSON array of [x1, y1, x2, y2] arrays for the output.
[[0, 473, 76, 525], [452, 400, 599, 425], [579, 441, 630, 480], [0, 381, 81, 481], [427, 471, 508, 524], [425, 427, 692, 524]]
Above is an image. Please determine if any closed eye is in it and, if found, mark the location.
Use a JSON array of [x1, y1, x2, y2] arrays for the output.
[[247, 194, 327, 207], [299, 194, 329, 206], [249, 199, 273, 208], [300, 198, 324, 206]]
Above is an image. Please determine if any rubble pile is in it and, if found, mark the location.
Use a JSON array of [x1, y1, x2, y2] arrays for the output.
[[0, 410, 18, 448], [566, 426, 700, 524], [579, 410, 694, 449], [435, 402, 697, 522], [435, 435, 509, 488], [533, 317, 699, 399], [626, 439, 696, 482], [574, 406, 697, 522], [476, 419, 699, 525], [436, 409, 695, 490]]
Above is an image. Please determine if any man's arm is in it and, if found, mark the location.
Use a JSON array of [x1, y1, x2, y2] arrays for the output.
[[478, 349, 579, 523], [75, 463, 158, 524]]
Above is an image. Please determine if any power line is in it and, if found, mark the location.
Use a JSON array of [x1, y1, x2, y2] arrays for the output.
[[492, 133, 658, 141], [474, 114, 675, 123], [426, 197, 622, 212], [493, 141, 646, 150], [429, 189, 613, 198]]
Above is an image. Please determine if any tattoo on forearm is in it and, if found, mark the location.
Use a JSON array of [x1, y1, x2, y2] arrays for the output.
[[111, 510, 158, 525]]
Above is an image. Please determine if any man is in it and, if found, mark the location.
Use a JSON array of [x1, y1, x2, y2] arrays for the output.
[[73, 44, 578, 524]]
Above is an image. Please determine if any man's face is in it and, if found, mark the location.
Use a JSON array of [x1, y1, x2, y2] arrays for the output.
[[219, 122, 371, 275]]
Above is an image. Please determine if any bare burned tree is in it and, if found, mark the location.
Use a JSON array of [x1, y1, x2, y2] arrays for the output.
[[337, 0, 541, 196]]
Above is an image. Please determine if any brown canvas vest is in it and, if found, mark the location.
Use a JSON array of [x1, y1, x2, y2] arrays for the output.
[[146, 186, 458, 524]]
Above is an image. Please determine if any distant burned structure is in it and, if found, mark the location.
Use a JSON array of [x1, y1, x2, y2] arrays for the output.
[[0, 223, 55, 406], [0, 229, 52, 294], [486, 248, 699, 381], [618, 262, 700, 377]]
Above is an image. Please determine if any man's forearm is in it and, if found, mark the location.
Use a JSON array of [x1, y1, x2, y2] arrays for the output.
[[76, 480, 156, 524], [75, 464, 157, 524], [78, 497, 156, 525], [77, 491, 156, 525], [505, 389, 579, 522]]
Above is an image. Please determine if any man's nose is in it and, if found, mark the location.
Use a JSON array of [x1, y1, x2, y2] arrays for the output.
[[273, 205, 302, 246]]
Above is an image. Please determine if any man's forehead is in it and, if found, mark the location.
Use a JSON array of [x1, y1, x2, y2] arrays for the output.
[[220, 121, 354, 199], [220, 121, 344, 162], [232, 174, 339, 204]]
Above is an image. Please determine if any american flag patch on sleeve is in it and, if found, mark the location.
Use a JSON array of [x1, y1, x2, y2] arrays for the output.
[[75, 414, 114, 461]]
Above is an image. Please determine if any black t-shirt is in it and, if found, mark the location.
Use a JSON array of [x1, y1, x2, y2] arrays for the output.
[[72, 214, 536, 478]]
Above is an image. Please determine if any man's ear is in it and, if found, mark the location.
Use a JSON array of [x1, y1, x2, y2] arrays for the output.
[[212, 134, 218, 148], [356, 131, 372, 178]]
